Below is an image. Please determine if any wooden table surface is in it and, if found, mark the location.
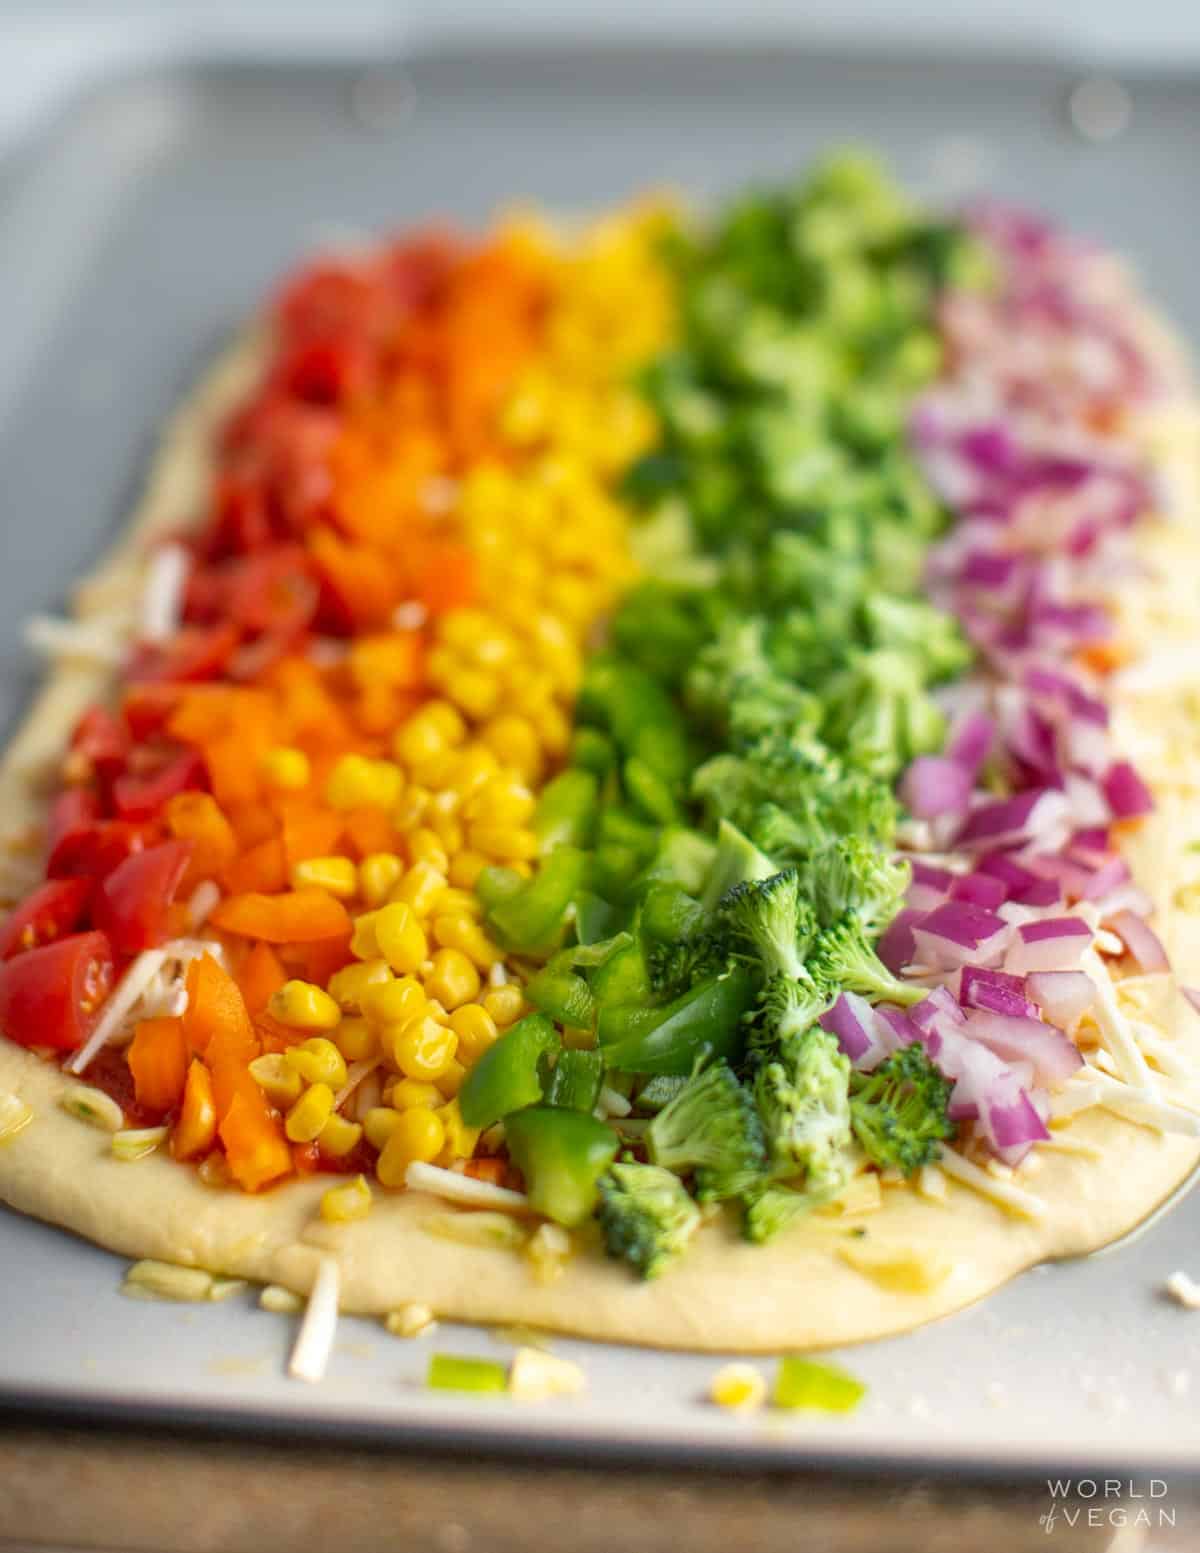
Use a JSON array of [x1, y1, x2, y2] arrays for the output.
[[1, 1420, 1196, 1553]]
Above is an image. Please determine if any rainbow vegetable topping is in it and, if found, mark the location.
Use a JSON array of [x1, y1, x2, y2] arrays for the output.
[[0, 156, 1186, 1283]]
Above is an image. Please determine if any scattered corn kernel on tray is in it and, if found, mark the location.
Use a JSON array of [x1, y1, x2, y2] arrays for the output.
[[3, 44, 1200, 1471]]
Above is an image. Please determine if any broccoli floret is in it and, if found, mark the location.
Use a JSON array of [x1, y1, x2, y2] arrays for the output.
[[797, 835, 910, 935], [646, 1060, 767, 1201], [849, 1042, 955, 1175], [745, 969, 835, 1069], [721, 870, 818, 982], [685, 617, 774, 728], [861, 594, 971, 684], [811, 913, 926, 1007], [646, 929, 728, 1000], [820, 647, 946, 781], [742, 1182, 831, 1245], [727, 677, 823, 750], [698, 818, 779, 912], [596, 1161, 702, 1279], [754, 1022, 853, 1198]]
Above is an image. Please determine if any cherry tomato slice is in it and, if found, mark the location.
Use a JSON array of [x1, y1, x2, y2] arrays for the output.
[[93, 839, 193, 956], [48, 816, 157, 880], [45, 789, 103, 876], [70, 707, 130, 785], [0, 878, 93, 960], [0, 930, 115, 1051], [126, 624, 239, 686], [227, 546, 319, 638], [111, 749, 206, 822]]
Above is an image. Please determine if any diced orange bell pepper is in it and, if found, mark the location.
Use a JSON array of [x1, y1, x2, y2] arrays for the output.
[[463, 1156, 508, 1187], [219, 1089, 292, 1192], [341, 805, 396, 860], [236, 940, 288, 1018], [165, 792, 238, 888], [279, 806, 344, 869], [224, 802, 282, 849], [278, 931, 354, 986], [173, 1059, 217, 1160], [183, 954, 257, 1059], [413, 540, 476, 615], [128, 1016, 189, 1114], [204, 733, 265, 806], [210, 889, 352, 943], [309, 527, 399, 633], [222, 836, 288, 895], [291, 1140, 321, 1175], [1075, 640, 1132, 677]]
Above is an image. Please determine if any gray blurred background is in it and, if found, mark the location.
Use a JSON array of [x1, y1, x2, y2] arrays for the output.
[[4, 0, 1200, 154]]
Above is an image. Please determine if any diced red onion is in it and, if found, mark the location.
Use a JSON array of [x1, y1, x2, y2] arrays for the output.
[[877, 908, 919, 975], [981, 1085, 1051, 1167], [1026, 970, 1095, 1027], [1106, 909, 1170, 974], [901, 755, 973, 820], [950, 872, 1008, 911], [945, 709, 995, 780], [1081, 856, 1131, 901], [960, 965, 1038, 1020], [1004, 915, 1092, 974], [1103, 760, 1154, 819], [961, 1008, 1084, 1085], [957, 788, 1069, 851], [912, 902, 1011, 971], [819, 992, 888, 1072], [874, 1004, 922, 1051]]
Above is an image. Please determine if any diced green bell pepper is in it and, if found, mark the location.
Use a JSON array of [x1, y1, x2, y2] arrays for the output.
[[545, 1049, 605, 1113], [485, 847, 586, 953], [638, 882, 707, 946], [635, 1074, 690, 1112], [598, 966, 755, 1075], [458, 1013, 560, 1130], [773, 1356, 866, 1413], [623, 756, 679, 826], [569, 727, 616, 779], [524, 958, 597, 1030], [475, 865, 525, 913], [427, 1354, 508, 1395], [533, 769, 599, 854], [503, 1106, 619, 1227], [589, 936, 651, 1009], [573, 891, 620, 945]]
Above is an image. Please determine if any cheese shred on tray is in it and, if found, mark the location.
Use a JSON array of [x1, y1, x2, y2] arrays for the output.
[[1, 154, 1199, 1355]]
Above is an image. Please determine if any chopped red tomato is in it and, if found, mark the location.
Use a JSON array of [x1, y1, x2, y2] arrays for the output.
[[227, 546, 319, 637], [126, 624, 239, 686], [45, 789, 102, 875], [49, 815, 157, 881], [204, 472, 275, 560], [0, 878, 92, 960], [70, 707, 130, 785], [273, 336, 372, 405], [0, 931, 115, 1051], [93, 839, 193, 955], [111, 749, 206, 822], [121, 683, 186, 742]]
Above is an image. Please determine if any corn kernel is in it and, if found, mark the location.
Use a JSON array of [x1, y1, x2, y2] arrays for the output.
[[350, 910, 380, 959], [364, 1106, 403, 1150], [445, 668, 500, 720], [407, 828, 450, 874], [321, 1174, 372, 1223], [362, 975, 426, 1028], [390, 1077, 443, 1111], [481, 715, 542, 782], [424, 947, 481, 1010], [290, 855, 358, 899], [447, 849, 487, 889], [327, 958, 393, 1013], [392, 1015, 458, 1081], [373, 901, 428, 975], [327, 754, 403, 811], [532, 703, 571, 757], [260, 746, 311, 791], [269, 980, 342, 1032], [464, 777, 536, 827], [318, 1112, 364, 1159], [393, 715, 446, 769], [449, 1004, 498, 1063], [376, 1107, 446, 1185], [333, 1016, 378, 1063], [359, 851, 404, 907], [434, 1098, 481, 1164], [709, 1363, 767, 1413], [450, 746, 501, 796], [285, 1082, 335, 1143], [391, 785, 431, 832], [428, 887, 481, 920], [483, 984, 526, 1027], [432, 915, 502, 971], [423, 700, 468, 745], [435, 1059, 466, 1098], [283, 1037, 348, 1090], [391, 860, 448, 916], [468, 823, 539, 862], [427, 810, 464, 855], [248, 1053, 303, 1107]]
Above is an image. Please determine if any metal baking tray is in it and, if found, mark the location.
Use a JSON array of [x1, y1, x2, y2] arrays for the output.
[[1, 41, 1199, 1475]]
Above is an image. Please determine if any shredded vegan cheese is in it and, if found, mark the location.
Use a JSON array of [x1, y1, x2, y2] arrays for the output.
[[288, 1256, 341, 1383]]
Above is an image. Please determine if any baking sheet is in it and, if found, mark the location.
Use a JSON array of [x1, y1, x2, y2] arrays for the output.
[[1, 43, 1199, 1473]]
